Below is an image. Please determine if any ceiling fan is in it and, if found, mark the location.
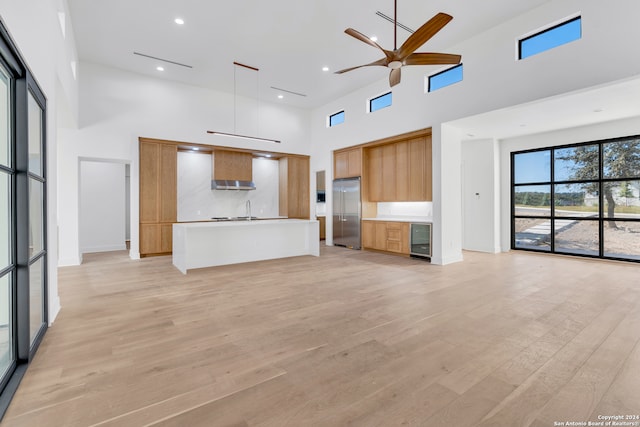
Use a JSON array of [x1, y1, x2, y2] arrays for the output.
[[335, 0, 461, 87]]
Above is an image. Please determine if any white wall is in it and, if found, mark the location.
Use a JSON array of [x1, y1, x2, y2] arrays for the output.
[[177, 153, 280, 221], [310, 0, 640, 264], [376, 202, 433, 218], [58, 62, 311, 265], [462, 139, 501, 253], [499, 116, 640, 252], [0, 0, 80, 323], [79, 160, 126, 253]]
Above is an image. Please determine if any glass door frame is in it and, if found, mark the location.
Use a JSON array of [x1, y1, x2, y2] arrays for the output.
[[0, 18, 48, 418]]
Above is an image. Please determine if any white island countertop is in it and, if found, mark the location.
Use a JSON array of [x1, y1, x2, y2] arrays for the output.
[[172, 219, 319, 274]]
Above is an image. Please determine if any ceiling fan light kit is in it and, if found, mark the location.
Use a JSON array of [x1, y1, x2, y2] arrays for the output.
[[336, 0, 461, 87]]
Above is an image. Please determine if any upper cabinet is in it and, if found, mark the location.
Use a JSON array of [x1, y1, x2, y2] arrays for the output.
[[333, 129, 431, 203], [213, 150, 252, 181], [334, 147, 362, 179], [365, 134, 432, 202], [409, 136, 432, 201]]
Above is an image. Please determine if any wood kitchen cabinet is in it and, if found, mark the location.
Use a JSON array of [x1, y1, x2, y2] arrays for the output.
[[365, 134, 432, 202], [361, 220, 410, 255], [362, 220, 410, 254], [409, 137, 432, 201], [395, 141, 410, 201], [366, 146, 383, 202], [139, 139, 177, 256], [386, 222, 410, 254], [279, 155, 310, 219], [318, 216, 326, 240], [213, 150, 252, 181], [362, 221, 375, 248], [381, 144, 397, 201], [334, 147, 362, 179]]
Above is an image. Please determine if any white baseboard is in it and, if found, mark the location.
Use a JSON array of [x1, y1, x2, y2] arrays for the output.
[[58, 256, 82, 267], [432, 253, 464, 265], [81, 244, 127, 254], [48, 296, 61, 325], [462, 245, 502, 254]]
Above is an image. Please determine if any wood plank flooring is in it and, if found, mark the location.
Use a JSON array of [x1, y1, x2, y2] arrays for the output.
[[2, 246, 640, 426]]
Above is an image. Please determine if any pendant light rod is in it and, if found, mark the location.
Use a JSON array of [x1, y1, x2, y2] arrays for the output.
[[233, 61, 259, 71], [209, 61, 281, 143]]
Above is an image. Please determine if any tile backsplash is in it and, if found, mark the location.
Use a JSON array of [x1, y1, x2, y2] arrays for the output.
[[177, 151, 280, 221]]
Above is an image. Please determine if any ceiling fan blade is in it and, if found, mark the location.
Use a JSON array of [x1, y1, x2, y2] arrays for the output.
[[404, 52, 461, 66], [389, 68, 401, 87], [397, 13, 453, 59], [334, 57, 388, 74], [344, 28, 394, 60]]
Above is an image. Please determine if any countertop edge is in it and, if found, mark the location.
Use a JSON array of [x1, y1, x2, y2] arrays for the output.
[[362, 217, 432, 223]]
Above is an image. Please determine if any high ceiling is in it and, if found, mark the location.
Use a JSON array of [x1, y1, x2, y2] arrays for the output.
[[68, 0, 553, 109]]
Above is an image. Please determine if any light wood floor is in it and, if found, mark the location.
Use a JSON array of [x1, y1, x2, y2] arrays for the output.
[[2, 246, 640, 426]]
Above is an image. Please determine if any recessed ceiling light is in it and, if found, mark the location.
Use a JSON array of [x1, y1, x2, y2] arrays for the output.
[[278, 94, 284, 99], [174, 18, 184, 25], [370, 36, 378, 42], [593, 108, 604, 113], [191, 147, 199, 151], [322, 66, 329, 72], [156, 66, 164, 71]]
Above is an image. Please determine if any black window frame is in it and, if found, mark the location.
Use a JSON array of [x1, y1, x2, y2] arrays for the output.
[[328, 110, 345, 127], [518, 16, 582, 60], [0, 18, 48, 419], [368, 91, 392, 113], [427, 63, 463, 93], [511, 134, 640, 263]]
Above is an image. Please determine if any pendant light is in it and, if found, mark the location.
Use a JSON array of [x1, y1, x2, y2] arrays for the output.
[[208, 62, 281, 143]]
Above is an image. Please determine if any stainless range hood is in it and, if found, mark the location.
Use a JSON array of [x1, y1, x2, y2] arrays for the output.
[[211, 179, 256, 191]]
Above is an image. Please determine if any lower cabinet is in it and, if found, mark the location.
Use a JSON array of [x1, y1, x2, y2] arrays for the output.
[[140, 223, 173, 255], [318, 216, 326, 240], [361, 220, 410, 255]]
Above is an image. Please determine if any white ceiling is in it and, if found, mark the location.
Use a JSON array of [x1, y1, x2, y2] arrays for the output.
[[449, 76, 640, 140], [67, 0, 554, 109]]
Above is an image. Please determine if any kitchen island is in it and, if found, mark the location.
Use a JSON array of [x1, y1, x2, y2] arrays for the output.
[[172, 219, 319, 273]]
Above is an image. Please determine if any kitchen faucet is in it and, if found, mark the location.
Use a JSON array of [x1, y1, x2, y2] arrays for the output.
[[246, 200, 252, 220]]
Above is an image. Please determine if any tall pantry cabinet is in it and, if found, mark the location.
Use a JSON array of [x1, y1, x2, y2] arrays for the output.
[[139, 139, 177, 256]]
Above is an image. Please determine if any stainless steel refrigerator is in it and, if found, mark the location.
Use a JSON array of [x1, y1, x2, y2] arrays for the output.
[[333, 177, 361, 249]]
